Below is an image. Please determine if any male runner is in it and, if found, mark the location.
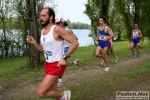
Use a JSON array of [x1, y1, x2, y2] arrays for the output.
[[100, 22, 118, 66], [95, 17, 115, 72], [130, 23, 142, 58], [26, 8, 78, 100]]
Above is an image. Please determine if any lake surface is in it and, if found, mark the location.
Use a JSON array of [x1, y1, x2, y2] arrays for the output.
[[72, 29, 94, 47]]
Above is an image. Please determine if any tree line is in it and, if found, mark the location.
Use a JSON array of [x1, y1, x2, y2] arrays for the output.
[[66, 19, 90, 29], [0, 18, 90, 29]]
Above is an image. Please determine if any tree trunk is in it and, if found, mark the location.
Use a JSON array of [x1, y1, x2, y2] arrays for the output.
[[101, 0, 110, 20], [29, 0, 40, 68], [134, 1, 140, 24]]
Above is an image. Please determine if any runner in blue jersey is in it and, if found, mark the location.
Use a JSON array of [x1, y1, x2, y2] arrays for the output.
[[130, 23, 142, 58], [95, 17, 115, 72], [100, 22, 118, 66]]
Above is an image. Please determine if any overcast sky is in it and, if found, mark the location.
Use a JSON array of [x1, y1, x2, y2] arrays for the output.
[[54, 0, 90, 24]]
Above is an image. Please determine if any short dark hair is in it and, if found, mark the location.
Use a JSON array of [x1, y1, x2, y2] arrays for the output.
[[100, 16, 106, 23], [63, 21, 68, 26], [134, 23, 139, 26], [105, 21, 109, 26], [43, 7, 55, 23]]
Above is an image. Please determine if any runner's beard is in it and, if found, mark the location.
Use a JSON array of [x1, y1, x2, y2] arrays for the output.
[[41, 19, 50, 27]]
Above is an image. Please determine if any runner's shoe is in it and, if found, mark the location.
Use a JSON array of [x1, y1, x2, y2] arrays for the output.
[[61, 90, 71, 100], [137, 54, 140, 59], [105, 67, 110, 72], [132, 53, 135, 58], [75, 59, 80, 66], [100, 61, 105, 66], [114, 57, 118, 64]]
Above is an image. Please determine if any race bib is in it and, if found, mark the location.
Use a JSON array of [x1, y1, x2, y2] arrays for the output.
[[99, 36, 105, 40], [43, 50, 52, 62], [99, 36, 109, 40]]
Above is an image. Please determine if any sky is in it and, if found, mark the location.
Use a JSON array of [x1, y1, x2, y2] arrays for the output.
[[54, 0, 90, 24]]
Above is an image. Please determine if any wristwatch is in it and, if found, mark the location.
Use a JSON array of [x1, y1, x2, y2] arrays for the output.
[[63, 55, 69, 60]]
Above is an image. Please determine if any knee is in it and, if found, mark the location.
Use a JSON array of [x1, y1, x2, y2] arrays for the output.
[[136, 47, 139, 50], [102, 55, 107, 59], [130, 46, 133, 49], [95, 53, 99, 57], [37, 89, 46, 97]]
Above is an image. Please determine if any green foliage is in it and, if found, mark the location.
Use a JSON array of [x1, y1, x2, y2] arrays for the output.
[[84, 0, 150, 42], [66, 19, 90, 29], [84, 0, 110, 45]]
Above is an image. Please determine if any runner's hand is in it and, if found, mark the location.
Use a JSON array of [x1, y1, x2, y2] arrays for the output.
[[26, 36, 36, 44], [96, 37, 99, 41], [57, 58, 67, 67]]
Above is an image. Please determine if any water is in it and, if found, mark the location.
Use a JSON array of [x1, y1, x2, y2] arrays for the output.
[[72, 29, 94, 47]]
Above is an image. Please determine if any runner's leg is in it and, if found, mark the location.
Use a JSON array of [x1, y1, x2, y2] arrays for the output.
[[102, 47, 108, 66], [95, 46, 102, 58], [37, 75, 63, 99]]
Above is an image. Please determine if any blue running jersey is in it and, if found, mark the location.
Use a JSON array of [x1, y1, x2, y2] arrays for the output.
[[97, 27, 109, 48]]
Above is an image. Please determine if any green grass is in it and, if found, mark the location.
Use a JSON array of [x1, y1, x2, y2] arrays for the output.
[[63, 59, 150, 100], [0, 40, 150, 99], [0, 56, 45, 88]]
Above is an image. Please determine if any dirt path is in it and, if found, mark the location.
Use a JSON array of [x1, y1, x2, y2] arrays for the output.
[[62, 53, 150, 85], [0, 54, 150, 100]]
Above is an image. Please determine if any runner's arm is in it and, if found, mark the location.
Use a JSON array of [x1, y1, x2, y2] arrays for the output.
[[55, 26, 79, 56], [138, 30, 142, 38], [106, 27, 115, 40], [67, 29, 78, 40], [26, 35, 43, 52], [96, 27, 99, 41], [33, 42, 43, 52]]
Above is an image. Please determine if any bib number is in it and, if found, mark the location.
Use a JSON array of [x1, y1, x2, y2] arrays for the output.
[[43, 50, 52, 62], [99, 36, 104, 40]]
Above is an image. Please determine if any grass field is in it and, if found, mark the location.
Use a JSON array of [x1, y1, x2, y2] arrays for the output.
[[0, 40, 150, 99]]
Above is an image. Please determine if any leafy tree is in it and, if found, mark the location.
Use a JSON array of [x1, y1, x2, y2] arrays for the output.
[[84, 0, 150, 43], [84, 0, 110, 45], [140, 0, 150, 39], [0, 0, 15, 58], [108, 1, 125, 41], [115, 0, 150, 43]]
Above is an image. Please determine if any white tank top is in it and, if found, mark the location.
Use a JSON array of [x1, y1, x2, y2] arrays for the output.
[[64, 28, 70, 47], [132, 30, 139, 39], [40, 25, 64, 63]]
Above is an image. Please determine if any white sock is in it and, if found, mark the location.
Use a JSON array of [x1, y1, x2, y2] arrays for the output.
[[73, 61, 77, 65], [58, 78, 62, 83]]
